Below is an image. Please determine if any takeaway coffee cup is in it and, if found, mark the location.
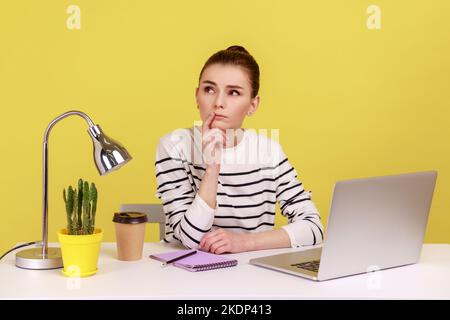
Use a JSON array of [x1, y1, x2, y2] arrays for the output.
[[113, 212, 148, 261]]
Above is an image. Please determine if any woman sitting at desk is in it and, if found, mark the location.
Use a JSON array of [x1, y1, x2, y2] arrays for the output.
[[155, 46, 323, 254]]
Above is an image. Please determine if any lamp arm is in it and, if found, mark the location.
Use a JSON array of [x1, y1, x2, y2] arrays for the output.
[[41, 110, 95, 256]]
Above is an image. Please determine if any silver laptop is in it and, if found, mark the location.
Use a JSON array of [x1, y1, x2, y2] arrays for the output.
[[250, 171, 437, 281]]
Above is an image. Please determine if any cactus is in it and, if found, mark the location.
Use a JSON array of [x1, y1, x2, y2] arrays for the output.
[[72, 190, 78, 235], [90, 183, 97, 234], [82, 181, 89, 234], [63, 188, 71, 234], [63, 179, 99, 235], [77, 179, 83, 234]]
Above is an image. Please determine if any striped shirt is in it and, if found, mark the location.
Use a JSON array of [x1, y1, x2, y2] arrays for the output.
[[154, 125, 324, 249]]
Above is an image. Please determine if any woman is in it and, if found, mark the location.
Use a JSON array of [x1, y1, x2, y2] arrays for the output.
[[155, 45, 323, 254]]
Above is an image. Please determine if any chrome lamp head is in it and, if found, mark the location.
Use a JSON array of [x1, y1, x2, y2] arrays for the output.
[[88, 125, 132, 176]]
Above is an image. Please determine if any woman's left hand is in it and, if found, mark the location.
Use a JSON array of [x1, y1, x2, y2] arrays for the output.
[[199, 229, 252, 254]]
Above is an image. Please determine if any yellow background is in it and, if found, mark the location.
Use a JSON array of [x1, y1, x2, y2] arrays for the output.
[[1, 0, 449, 255]]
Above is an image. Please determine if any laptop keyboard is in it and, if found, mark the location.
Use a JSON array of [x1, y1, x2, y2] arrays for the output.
[[291, 260, 320, 272]]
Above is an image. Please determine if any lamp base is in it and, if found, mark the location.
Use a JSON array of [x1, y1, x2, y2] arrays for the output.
[[15, 247, 63, 270]]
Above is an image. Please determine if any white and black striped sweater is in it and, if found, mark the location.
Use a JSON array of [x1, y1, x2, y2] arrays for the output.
[[155, 126, 324, 249]]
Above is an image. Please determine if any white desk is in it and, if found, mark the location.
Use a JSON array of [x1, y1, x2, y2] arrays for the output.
[[1, 243, 449, 299]]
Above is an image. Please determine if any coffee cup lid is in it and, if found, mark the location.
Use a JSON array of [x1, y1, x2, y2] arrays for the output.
[[113, 212, 148, 224]]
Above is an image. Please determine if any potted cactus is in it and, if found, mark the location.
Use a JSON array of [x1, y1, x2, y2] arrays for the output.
[[57, 178, 104, 277]]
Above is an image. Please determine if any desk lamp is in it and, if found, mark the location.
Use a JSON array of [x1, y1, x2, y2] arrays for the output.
[[15, 110, 132, 270]]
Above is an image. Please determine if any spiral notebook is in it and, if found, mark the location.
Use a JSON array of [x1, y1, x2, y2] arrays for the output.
[[150, 249, 238, 272]]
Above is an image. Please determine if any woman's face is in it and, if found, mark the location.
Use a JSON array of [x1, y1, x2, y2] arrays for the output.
[[195, 63, 259, 130]]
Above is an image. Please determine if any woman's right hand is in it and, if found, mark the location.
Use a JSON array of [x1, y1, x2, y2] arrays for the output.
[[202, 112, 227, 172]]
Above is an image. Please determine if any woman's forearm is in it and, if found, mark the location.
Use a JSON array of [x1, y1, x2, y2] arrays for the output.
[[246, 228, 292, 251], [197, 167, 220, 209]]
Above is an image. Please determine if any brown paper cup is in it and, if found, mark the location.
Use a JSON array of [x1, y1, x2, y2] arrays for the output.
[[113, 212, 148, 261]]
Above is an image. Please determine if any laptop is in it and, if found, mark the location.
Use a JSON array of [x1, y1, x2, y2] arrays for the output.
[[250, 171, 438, 281]]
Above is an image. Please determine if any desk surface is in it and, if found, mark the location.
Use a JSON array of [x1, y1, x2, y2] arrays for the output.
[[1, 243, 449, 299]]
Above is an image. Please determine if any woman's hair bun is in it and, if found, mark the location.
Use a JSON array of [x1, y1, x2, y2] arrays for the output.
[[199, 45, 260, 97], [226, 45, 250, 55]]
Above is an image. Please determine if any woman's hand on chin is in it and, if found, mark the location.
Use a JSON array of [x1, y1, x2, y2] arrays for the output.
[[202, 111, 226, 172]]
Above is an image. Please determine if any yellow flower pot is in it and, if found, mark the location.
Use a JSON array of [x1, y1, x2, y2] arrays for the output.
[[57, 228, 103, 277]]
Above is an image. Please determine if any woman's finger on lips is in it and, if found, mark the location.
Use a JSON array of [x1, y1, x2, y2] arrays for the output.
[[203, 112, 216, 132]]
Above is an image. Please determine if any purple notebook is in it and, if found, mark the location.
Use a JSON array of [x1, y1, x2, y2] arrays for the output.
[[150, 249, 238, 272]]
